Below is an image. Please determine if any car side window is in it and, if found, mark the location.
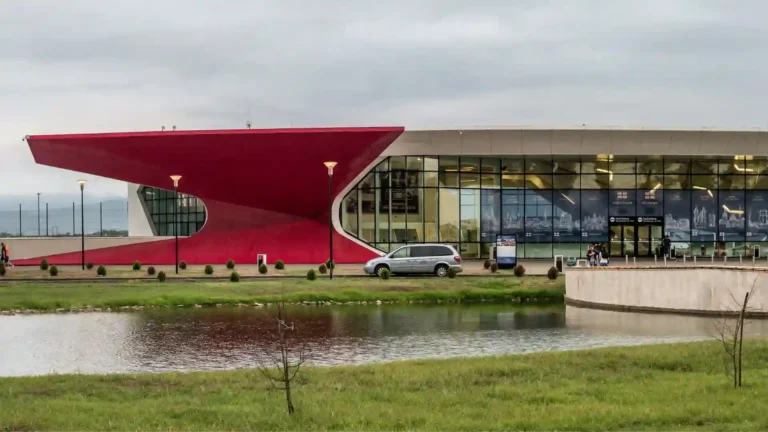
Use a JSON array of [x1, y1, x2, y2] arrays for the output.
[[410, 246, 428, 258], [390, 247, 410, 259], [435, 246, 453, 256]]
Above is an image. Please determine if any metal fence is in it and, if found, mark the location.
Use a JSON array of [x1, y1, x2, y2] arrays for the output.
[[0, 201, 128, 237]]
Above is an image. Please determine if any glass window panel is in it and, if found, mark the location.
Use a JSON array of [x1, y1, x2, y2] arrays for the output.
[[460, 157, 480, 172], [581, 156, 610, 173], [553, 190, 580, 242], [637, 189, 663, 217], [389, 156, 406, 170], [359, 188, 375, 243], [553, 157, 580, 174], [439, 189, 460, 242], [481, 174, 500, 188], [746, 175, 768, 189], [524, 174, 553, 189], [424, 172, 438, 187], [481, 158, 500, 173], [719, 190, 745, 241], [359, 173, 374, 191], [553, 244, 581, 259], [637, 157, 663, 174], [376, 188, 389, 243], [692, 189, 718, 241], [524, 243, 552, 258], [609, 190, 635, 217], [439, 156, 459, 172], [610, 175, 636, 189], [747, 158, 768, 174], [439, 172, 459, 188], [406, 156, 423, 171], [525, 157, 553, 173], [524, 190, 553, 242], [424, 188, 439, 242], [747, 191, 768, 241], [342, 190, 358, 237], [581, 190, 608, 242], [580, 173, 610, 189], [461, 243, 481, 259], [719, 159, 743, 175], [406, 188, 423, 242], [460, 173, 481, 188], [664, 173, 690, 189], [610, 157, 636, 174], [460, 189, 480, 242], [501, 173, 525, 188], [691, 157, 718, 174], [553, 175, 579, 189], [664, 190, 690, 241], [637, 173, 663, 190], [501, 158, 524, 173], [691, 175, 717, 190], [480, 189, 501, 243], [424, 157, 439, 171], [664, 158, 691, 174], [719, 175, 745, 190], [376, 171, 389, 188], [375, 159, 388, 172], [391, 170, 420, 188], [390, 195, 407, 243], [501, 189, 524, 236]]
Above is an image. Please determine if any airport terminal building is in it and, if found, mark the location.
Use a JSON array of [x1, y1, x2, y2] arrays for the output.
[[21, 126, 768, 265]]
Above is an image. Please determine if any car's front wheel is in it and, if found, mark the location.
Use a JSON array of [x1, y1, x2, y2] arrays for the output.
[[375, 265, 390, 278], [435, 264, 448, 277]]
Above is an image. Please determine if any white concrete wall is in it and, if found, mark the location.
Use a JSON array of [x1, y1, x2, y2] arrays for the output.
[[3, 236, 172, 260], [565, 267, 768, 313], [127, 183, 154, 236]]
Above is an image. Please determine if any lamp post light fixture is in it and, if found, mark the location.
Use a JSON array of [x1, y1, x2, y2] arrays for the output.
[[323, 161, 338, 280], [170, 175, 182, 274], [77, 179, 87, 270]]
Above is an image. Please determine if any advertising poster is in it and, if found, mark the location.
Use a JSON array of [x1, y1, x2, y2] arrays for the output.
[[747, 191, 768, 241], [379, 169, 420, 213], [496, 234, 517, 269], [609, 190, 635, 217], [664, 190, 690, 241], [501, 189, 524, 235], [524, 190, 553, 243], [480, 190, 501, 243], [718, 191, 745, 241], [553, 190, 580, 242], [637, 189, 663, 218], [581, 190, 608, 241], [691, 189, 718, 241]]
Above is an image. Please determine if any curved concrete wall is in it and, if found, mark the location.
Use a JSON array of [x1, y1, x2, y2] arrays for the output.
[[565, 267, 768, 316]]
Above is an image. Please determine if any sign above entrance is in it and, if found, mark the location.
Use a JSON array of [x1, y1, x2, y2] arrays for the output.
[[637, 216, 663, 224], [609, 216, 664, 224]]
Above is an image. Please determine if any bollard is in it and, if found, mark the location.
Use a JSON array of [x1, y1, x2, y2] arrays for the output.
[[664, 256, 667, 267], [694, 255, 697, 267], [740, 254, 743, 265], [753, 255, 756, 267], [625, 255, 628, 266], [683, 255, 686, 265], [724, 255, 727, 264], [633, 256, 636, 267], [711, 254, 714, 263], [654, 255, 657, 265]]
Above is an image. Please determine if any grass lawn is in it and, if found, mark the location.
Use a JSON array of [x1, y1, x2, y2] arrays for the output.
[[0, 276, 564, 311], [1, 341, 766, 430]]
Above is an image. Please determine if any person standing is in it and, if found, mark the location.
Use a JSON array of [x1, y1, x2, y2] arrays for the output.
[[663, 235, 672, 259], [0, 242, 7, 268]]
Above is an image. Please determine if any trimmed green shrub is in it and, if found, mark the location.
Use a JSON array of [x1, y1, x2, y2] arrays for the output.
[[230, 271, 240, 282], [318, 264, 327, 274], [306, 269, 317, 281], [275, 260, 285, 270], [97, 265, 107, 277], [258, 264, 268, 274], [157, 271, 167, 282], [379, 268, 391, 280], [447, 268, 457, 279], [0, 265, 5, 276], [40, 259, 49, 270], [547, 266, 559, 280], [147, 266, 156, 276], [490, 262, 499, 273], [49, 265, 58, 276], [132, 260, 141, 271], [179, 261, 187, 270], [226, 259, 235, 270], [204, 265, 214, 275], [325, 259, 335, 271], [483, 259, 491, 270], [513, 264, 526, 277], [86, 261, 94, 270]]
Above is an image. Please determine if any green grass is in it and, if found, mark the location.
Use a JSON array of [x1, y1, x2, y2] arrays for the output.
[[0, 276, 564, 311], [1, 341, 767, 430]]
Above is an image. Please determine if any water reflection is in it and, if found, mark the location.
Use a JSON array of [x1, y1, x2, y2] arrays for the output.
[[0, 304, 764, 377]]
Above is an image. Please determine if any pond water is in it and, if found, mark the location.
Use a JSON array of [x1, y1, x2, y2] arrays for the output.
[[1, 304, 766, 377]]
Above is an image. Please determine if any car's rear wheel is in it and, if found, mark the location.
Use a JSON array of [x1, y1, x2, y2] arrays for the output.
[[375, 265, 389, 278], [435, 264, 448, 277]]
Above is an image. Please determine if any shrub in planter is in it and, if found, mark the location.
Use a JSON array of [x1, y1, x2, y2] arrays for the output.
[[226, 259, 235, 270], [258, 264, 268, 275], [157, 271, 167, 282], [179, 261, 187, 270], [547, 266, 559, 280], [379, 268, 391, 280], [513, 264, 526, 277], [306, 269, 317, 281], [490, 262, 499, 273], [0, 265, 5, 276], [230, 271, 240, 282], [447, 268, 457, 279], [275, 260, 285, 270], [483, 259, 491, 270], [97, 265, 107, 277], [318, 264, 327, 274], [49, 265, 58, 276], [147, 266, 156, 276], [40, 259, 49, 270], [325, 259, 335, 271], [204, 265, 214, 275], [132, 260, 141, 271], [86, 261, 94, 270]]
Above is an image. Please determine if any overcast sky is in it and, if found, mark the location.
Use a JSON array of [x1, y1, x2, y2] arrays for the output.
[[2, 0, 768, 197]]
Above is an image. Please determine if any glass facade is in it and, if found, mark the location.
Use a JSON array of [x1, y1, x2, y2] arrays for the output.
[[340, 156, 768, 259], [141, 187, 207, 236]]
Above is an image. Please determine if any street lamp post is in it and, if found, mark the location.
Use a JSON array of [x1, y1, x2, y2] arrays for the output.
[[37, 193, 41, 236], [77, 180, 87, 270], [323, 162, 337, 280], [171, 175, 182, 274]]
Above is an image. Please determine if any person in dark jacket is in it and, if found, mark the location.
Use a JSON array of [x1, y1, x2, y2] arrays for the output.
[[663, 235, 672, 259]]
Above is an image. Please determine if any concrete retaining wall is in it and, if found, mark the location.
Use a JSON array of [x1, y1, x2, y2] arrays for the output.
[[565, 267, 768, 315], [1, 237, 172, 260]]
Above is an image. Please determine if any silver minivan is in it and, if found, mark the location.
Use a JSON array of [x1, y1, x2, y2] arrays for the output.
[[363, 244, 463, 277]]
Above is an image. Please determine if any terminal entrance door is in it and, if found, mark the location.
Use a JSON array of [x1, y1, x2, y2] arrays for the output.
[[637, 224, 663, 256], [609, 219, 664, 257], [609, 224, 635, 257]]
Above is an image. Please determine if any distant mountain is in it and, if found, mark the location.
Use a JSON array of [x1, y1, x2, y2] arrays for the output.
[[0, 197, 128, 236]]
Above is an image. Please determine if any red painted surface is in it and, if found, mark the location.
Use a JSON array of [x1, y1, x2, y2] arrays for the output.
[[18, 127, 403, 265]]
